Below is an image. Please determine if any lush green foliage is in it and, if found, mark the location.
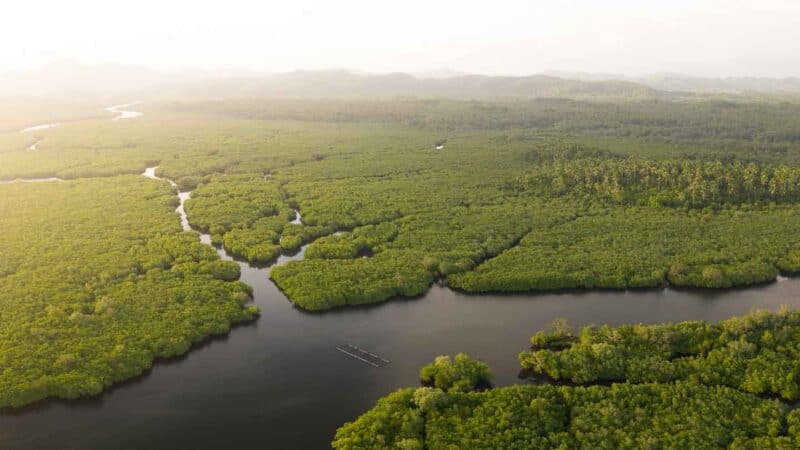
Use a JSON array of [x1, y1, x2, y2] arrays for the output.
[[419, 354, 492, 392], [0, 176, 257, 407], [0, 117, 439, 182], [7, 100, 800, 309], [520, 309, 800, 400], [270, 251, 434, 311], [270, 130, 800, 304], [184, 174, 297, 264], [338, 307, 800, 448], [169, 98, 800, 161], [184, 174, 290, 234], [449, 204, 800, 291], [10, 93, 800, 448], [335, 374, 792, 449], [304, 234, 367, 259], [332, 388, 425, 449], [270, 201, 550, 309], [514, 151, 800, 207]]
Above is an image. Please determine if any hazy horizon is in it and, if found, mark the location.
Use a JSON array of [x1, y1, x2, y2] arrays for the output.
[[8, 60, 800, 81], [4, 0, 800, 78]]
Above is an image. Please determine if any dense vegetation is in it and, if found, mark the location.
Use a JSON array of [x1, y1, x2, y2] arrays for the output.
[[0, 118, 438, 183], [449, 204, 800, 291], [5, 97, 800, 312], [8, 84, 800, 450], [419, 353, 492, 393], [6, 89, 800, 448], [335, 311, 800, 448], [185, 174, 293, 263], [0, 176, 257, 407], [514, 149, 800, 207], [8, 96, 800, 182], [520, 309, 800, 400], [334, 350, 800, 449], [271, 251, 435, 311], [167, 97, 800, 161], [269, 131, 800, 307]]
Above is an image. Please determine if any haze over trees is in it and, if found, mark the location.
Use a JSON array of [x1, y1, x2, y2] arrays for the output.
[[4, 0, 800, 444], [4, 69, 800, 422], [4, 85, 800, 310]]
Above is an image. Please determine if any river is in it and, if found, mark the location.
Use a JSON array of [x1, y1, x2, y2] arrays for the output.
[[14, 103, 141, 154], [2, 169, 800, 449], [19, 123, 60, 133], [0, 177, 63, 185], [107, 103, 143, 121], [25, 140, 41, 151]]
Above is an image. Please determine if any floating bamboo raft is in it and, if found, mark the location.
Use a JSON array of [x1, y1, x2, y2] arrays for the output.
[[336, 344, 390, 367]]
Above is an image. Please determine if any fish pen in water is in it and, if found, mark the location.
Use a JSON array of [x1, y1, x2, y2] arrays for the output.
[[336, 344, 390, 367]]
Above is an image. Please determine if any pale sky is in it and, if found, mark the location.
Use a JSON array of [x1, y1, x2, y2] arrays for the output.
[[3, 0, 800, 77]]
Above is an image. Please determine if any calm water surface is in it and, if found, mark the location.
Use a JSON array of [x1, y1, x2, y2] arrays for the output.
[[2, 170, 799, 449]]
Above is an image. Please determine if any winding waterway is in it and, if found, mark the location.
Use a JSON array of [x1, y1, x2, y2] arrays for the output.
[[107, 102, 143, 121], [0, 177, 63, 185], [13, 103, 140, 155], [25, 140, 41, 151], [19, 123, 60, 133], [3, 168, 800, 449]]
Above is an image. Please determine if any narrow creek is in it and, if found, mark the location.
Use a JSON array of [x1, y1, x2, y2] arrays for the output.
[[4, 168, 800, 449], [107, 102, 143, 121], [14, 103, 142, 156], [142, 166, 308, 265], [0, 177, 63, 185], [19, 123, 60, 133]]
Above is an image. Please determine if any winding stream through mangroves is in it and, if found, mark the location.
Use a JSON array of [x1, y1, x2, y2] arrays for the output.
[[107, 102, 143, 121], [3, 104, 143, 183], [19, 123, 60, 133], [5, 151, 800, 448], [19, 122, 58, 152]]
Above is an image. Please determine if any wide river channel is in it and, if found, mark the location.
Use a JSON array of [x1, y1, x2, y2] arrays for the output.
[[3, 153, 800, 449]]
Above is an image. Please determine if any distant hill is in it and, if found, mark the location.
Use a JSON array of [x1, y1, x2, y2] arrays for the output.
[[165, 70, 665, 100], [544, 70, 800, 95], [0, 62, 665, 101], [5, 62, 799, 102], [412, 68, 471, 79], [639, 73, 800, 95]]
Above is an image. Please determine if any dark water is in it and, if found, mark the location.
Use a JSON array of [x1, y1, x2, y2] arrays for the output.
[[2, 172, 800, 449]]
